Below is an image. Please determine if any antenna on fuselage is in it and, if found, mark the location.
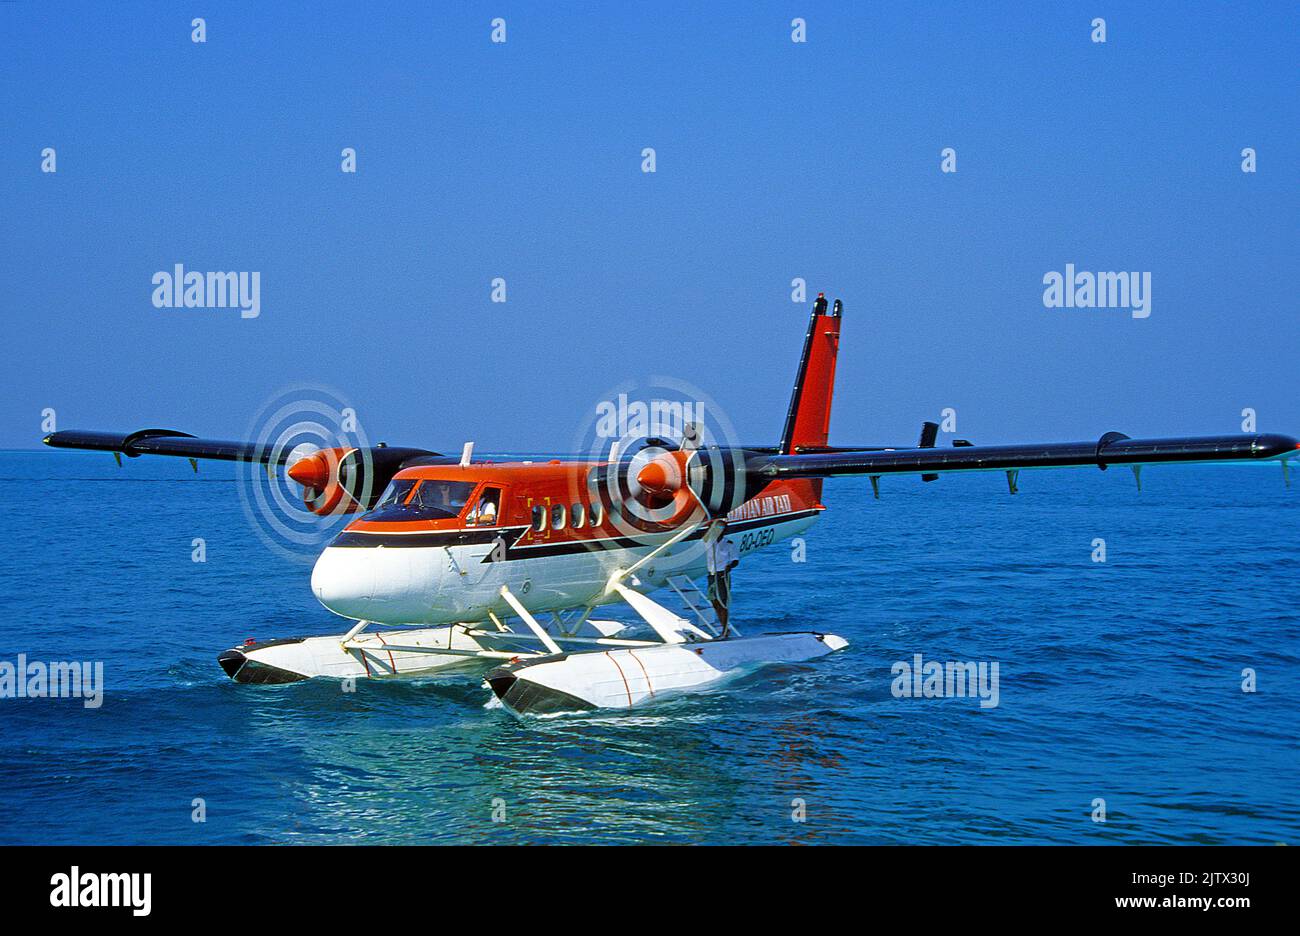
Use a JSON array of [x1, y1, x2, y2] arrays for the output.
[[460, 442, 474, 467]]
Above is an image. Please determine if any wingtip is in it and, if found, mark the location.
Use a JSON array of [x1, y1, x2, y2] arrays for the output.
[[1255, 433, 1300, 459]]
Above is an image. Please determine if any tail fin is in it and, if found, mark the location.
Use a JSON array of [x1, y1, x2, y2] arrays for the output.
[[778, 293, 843, 454]]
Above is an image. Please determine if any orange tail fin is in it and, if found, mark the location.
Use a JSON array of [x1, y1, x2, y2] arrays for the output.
[[779, 293, 843, 454]]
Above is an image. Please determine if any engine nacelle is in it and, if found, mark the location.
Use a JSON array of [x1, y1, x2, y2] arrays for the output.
[[286, 445, 437, 516], [630, 446, 757, 520]]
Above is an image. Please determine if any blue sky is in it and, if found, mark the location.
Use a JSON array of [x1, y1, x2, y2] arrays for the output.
[[2, 1, 1295, 452]]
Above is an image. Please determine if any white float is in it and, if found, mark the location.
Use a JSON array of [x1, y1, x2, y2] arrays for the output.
[[486, 631, 848, 714], [217, 616, 632, 684]]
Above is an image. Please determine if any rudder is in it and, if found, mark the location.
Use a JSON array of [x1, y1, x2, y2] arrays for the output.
[[778, 293, 843, 454]]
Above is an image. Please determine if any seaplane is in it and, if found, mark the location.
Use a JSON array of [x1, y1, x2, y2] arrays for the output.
[[44, 294, 1299, 715]]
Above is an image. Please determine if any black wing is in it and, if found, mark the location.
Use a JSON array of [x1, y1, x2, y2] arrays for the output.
[[750, 432, 1299, 480], [43, 428, 294, 464], [42, 427, 444, 514]]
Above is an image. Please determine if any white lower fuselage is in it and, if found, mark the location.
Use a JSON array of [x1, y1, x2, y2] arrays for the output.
[[310, 509, 820, 626]]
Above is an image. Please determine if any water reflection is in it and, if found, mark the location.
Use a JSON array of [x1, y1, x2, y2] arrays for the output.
[[228, 665, 871, 844]]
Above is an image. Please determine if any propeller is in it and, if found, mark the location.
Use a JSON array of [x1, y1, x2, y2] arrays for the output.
[[566, 381, 749, 566], [283, 445, 438, 516], [233, 386, 443, 562], [597, 442, 755, 539]]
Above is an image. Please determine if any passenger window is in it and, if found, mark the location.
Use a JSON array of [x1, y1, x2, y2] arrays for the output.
[[589, 501, 604, 527], [570, 503, 585, 527], [551, 503, 566, 530], [532, 505, 547, 532]]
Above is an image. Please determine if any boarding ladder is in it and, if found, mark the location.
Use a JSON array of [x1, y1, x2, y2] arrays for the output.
[[665, 574, 737, 638]]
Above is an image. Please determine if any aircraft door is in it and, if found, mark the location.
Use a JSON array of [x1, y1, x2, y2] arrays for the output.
[[456, 485, 508, 613]]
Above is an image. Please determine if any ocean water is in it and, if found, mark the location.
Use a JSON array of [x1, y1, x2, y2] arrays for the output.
[[0, 450, 1296, 845]]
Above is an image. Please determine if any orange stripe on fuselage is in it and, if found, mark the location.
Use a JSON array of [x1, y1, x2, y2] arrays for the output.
[[343, 460, 824, 540]]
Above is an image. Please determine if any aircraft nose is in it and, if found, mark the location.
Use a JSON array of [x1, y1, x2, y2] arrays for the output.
[[311, 547, 375, 619]]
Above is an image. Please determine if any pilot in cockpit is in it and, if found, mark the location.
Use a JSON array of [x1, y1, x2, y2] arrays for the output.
[[470, 489, 499, 525]]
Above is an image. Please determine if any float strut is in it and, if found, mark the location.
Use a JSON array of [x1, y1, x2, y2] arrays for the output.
[[1131, 465, 1142, 492], [1006, 470, 1019, 495], [342, 619, 370, 641], [870, 476, 880, 500], [499, 585, 562, 655]]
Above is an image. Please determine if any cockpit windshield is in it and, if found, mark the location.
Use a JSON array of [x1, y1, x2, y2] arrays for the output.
[[363, 479, 478, 522], [410, 480, 476, 516], [374, 479, 416, 509]]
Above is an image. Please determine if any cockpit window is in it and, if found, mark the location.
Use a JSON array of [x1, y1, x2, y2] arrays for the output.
[[364, 479, 476, 522], [374, 479, 416, 509], [410, 480, 476, 517]]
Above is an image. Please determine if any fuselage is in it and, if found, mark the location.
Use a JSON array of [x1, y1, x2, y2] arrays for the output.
[[310, 459, 822, 624]]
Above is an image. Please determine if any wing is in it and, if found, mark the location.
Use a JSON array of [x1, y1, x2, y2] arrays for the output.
[[44, 428, 296, 464], [749, 431, 1299, 482], [43, 427, 442, 513]]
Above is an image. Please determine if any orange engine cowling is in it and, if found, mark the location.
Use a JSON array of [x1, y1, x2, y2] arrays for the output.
[[633, 446, 756, 519], [287, 447, 364, 515], [634, 450, 704, 526], [285, 445, 439, 516], [635, 449, 689, 498]]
